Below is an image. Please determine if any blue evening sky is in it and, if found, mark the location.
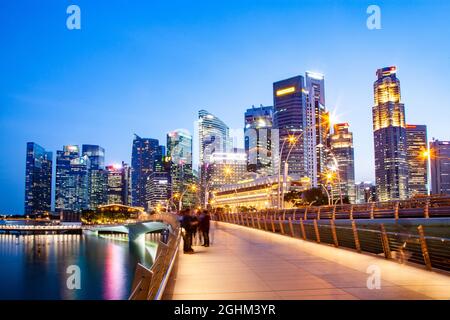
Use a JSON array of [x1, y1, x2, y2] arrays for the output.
[[1, 0, 449, 214]]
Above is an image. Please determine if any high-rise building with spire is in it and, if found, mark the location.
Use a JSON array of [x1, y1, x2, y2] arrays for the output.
[[372, 66, 409, 201]]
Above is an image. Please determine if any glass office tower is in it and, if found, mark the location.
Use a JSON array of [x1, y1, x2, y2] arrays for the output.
[[330, 123, 356, 203], [24, 142, 53, 215], [406, 125, 428, 197], [55, 145, 90, 212], [82, 144, 107, 209], [372, 66, 409, 201], [273, 75, 308, 180], [430, 140, 450, 195], [244, 105, 274, 176], [131, 135, 161, 209]]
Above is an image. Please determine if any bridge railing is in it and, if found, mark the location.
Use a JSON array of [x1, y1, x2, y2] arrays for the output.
[[214, 212, 450, 273], [226, 195, 450, 220], [129, 212, 181, 300]]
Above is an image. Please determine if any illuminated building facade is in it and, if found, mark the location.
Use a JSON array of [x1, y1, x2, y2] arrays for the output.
[[305, 71, 330, 187], [355, 181, 376, 204], [430, 140, 450, 195], [198, 110, 230, 205], [372, 66, 409, 201], [106, 162, 131, 205], [273, 75, 308, 180], [55, 145, 90, 212], [214, 176, 280, 211], [24, 142, 53, 215], [244, 105, 274, 176], [330, 123, 356, 203], [406, 125, 428, 197], [209, 149, 247, 190], [167, 129, 195, 207], [131, 135, 162, 209], [146, 172, 171, 210], [82, 144, 107, 210]]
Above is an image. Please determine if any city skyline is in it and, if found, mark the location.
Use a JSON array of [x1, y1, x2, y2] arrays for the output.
[[1, 1, 450, 213]]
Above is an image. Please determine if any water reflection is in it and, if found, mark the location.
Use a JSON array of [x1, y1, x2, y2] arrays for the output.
[[0, 233, 157, 300]]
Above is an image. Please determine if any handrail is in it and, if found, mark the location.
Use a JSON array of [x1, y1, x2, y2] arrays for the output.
[[213, 213, 450, 273], [129, 212, 181, 300]]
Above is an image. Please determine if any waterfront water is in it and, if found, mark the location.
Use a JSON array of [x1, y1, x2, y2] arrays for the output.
[[0, 230, 157, 300]]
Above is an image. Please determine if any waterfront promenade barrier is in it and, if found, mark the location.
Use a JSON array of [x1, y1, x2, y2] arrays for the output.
[[0, 224, 82, 232], [223, 195, 450, 220], [214, 211, 450, 273], [129, 213, 181, 300]]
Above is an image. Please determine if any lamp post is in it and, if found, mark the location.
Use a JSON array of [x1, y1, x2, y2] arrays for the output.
[[176, 184, 197, 212], [277, 132, 302, 210]]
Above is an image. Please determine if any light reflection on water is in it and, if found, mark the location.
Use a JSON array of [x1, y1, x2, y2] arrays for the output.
[[0, 233, 157, 300]]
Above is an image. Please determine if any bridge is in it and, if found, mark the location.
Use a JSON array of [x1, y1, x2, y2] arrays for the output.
[[128, 206, 450, 300], [87, 220, 168, 242], [163, 219, 450, 300]]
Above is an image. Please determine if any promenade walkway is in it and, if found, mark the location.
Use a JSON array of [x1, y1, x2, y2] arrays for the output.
[[163, 221, 450, 300]]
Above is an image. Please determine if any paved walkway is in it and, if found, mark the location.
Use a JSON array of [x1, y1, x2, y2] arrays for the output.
[[163, 222, 450, 300]]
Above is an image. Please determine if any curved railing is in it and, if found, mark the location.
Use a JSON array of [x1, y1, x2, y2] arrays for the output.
[[214, 211, 450, 273], [225, 195, 450, 220], [128, 213, 181, 300]]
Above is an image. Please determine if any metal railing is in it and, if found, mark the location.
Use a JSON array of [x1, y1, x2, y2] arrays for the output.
[[224, 195, 450, 220], [214, 212, 450, 273], [129, 213, 181, 300]]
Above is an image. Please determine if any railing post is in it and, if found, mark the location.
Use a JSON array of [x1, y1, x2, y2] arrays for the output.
[[256, 215, 262, 229], [251, 215, 256, 228], [246, 215, 250, 227], [417, 225, 432, 270], [282, 211, 286, 221], [424, 200, 430, 219], [349, 205, 354, 220], [299, 218, 306, 240], [332, 205, 336, 220], [278, 218, 285, 235], [351, 220, 361, 253], [380, 224, 392, 259], [293, 209, 297, 221], [304, 207, 308, 221], [288, 217, 295, 237], [270, 216, 276, 233], [370, 202, 375, 219], [317, 207, 321, 220], [394, 202, 399, 220], [263, 215, 268, 231], [330, 220, 339, 247], [313, 219, 321, 243]]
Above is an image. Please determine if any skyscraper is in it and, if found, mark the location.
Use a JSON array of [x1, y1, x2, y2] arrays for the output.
[[406, 125, 428, 197], [198, 110, 230, 206], [372, 66, 409, 201], [24, 142, 53, 215], [305, 71, 330, 187], [244, 105, 274, 176], [167, 129, 194, 207], [198, 110, 229, 165], [330, 123, 356, 203], [106, 162, 131, 205], [82, 144, 107, 210], [273, 75, 308, 180], [55, 145, 90, 212], [131, 135, 161, 209], [430, 140, 450, 195]]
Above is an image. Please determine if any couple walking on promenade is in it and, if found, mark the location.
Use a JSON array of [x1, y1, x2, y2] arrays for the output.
[[180, 209, 211, 254]]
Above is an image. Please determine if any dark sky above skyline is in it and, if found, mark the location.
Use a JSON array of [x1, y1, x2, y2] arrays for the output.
[[1, 0, 449, 214]]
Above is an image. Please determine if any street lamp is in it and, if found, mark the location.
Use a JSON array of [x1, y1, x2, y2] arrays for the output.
[[177, 184, 197, 212], [277, 133, 302, 210]]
